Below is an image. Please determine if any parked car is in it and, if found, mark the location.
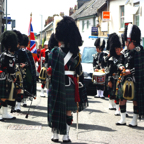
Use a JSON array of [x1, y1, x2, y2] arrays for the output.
[[81, 46, 96, 91]]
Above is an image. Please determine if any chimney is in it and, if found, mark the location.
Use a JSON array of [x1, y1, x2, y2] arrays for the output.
[[69, 7, 74, 16]]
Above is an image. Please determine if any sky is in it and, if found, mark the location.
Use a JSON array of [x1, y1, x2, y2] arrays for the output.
[[6, 0, 77, 35]]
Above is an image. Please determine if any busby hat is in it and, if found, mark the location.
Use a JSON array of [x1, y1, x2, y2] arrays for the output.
[[48, 33, 58, 51], [0, 30, 18, 52], [55, 16, 82, 54], [94, 38, 105, 51], [124, 24, 141, 45], [21, 34, 29, 47], [108, 33, 123, 57], [13, 30, 23, 45]]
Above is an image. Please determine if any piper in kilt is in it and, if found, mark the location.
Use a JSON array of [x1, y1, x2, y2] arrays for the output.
[[93, 38, 107, 99], [14, 33, 36, 109], [47, 16, 83, 143], [13, 30, 24, 112], [0, 31, 18, 120], [116, 24, 144, 127], [106, 33, 124, 115]]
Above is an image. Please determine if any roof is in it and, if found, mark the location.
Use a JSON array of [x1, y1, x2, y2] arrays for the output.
[[71, 0, 107, 20], [36, 21, 53, 36]]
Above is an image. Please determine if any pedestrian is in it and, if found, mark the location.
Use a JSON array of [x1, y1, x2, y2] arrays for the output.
[[47, 16, 83, 143]]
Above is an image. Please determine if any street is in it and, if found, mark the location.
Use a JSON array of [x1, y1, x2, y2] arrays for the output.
[[0, 82, 144, 144]]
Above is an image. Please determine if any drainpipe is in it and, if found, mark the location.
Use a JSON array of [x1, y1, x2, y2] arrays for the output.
[[107, 0, 109, 36]]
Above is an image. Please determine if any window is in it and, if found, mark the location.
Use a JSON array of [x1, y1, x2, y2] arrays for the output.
[[134, 3, 140, 26], [87, 20, 89, 29], [82, 20, 84, 31], [120, 6, 125, 28]]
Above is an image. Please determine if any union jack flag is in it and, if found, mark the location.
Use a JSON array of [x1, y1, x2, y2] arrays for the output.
[[27, 15, 37, 54]]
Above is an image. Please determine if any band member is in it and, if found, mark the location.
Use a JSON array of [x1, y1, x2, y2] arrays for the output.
[[0, 31, 18, 120], [116, 24, 144, 127], [15, 33, 36, 109], [106, 33, 124, 115], [47, 16, 83, 143], [13, 30, 24, 112], [40, 41, 48, 97], [93, 38, 106, 99]]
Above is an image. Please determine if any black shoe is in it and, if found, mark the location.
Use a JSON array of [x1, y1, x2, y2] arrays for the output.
[[116, 122, 126, 125], [0, 119, 4, 121], [40, 95, 46, 98], [51, 138, 59, 142], [100, 97, 105, 99], [128, 124, 137, 127], [115, 114, 120, 116], [63, 139, 71, 143], [23, 104, 27, 107], [16, 109, 21, 113], [109, 108, 116, 110], [126, 113, 129, 117], [94, 95, 100, 98], [3, 117, 16, 120]]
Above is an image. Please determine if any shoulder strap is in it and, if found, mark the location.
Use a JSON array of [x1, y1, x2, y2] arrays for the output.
[[64, 51, 73, 66]]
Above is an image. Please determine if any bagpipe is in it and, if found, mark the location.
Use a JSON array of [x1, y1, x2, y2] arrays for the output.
[[12, 64, 36, 118], [115, 68, 135, 100]]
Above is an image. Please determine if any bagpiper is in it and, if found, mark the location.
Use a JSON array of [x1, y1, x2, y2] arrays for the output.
[[47, 16, 84, 143], [0, 31, 18, 120], [116, 24, 144, 127]]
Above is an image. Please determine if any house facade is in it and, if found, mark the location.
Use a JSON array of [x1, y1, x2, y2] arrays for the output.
[[36, 21, 53, 47], [72, 0, 144, 46], [71, 0, 108, 44]]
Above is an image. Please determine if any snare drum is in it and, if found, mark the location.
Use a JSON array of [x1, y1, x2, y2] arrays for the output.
[[92, 70, 106, 85]]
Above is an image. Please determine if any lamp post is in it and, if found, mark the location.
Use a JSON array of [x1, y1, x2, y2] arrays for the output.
[[40, 14, 43, 45], [6, 0, 7, 30]]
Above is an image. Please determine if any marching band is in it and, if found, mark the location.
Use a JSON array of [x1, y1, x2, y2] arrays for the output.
[[0, 16, 144, 143]]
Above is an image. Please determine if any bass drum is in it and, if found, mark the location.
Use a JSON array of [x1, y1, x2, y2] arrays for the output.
[[92, 70, 106, 85]]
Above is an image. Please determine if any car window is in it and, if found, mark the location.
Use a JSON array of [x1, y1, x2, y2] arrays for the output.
[[81, 47, 96, 63]]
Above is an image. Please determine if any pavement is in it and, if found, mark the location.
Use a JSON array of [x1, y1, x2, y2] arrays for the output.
[[0, 82, 144, 144]]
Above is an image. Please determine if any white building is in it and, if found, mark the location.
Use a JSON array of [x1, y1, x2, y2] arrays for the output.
[[108, 0, 144, 45], [71, 0, 108, 46], [72, 0, 144, 46]]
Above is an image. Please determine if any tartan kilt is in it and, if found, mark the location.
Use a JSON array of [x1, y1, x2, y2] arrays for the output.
[[48, 82, 77, 118], [108, 79, 117, 99], [78, 84, 88, 112], [0, 79, 11, 100], [65, 83, 77, 112]]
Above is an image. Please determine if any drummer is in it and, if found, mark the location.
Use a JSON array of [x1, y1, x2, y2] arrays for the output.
[[93, 38, 107, 99], [106, 33, 124, 115]]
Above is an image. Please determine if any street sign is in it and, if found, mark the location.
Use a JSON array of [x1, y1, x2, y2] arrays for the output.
[[102, 11, 110, 20], [4, 17, 11, 24], [91, 27, 98, 36]]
